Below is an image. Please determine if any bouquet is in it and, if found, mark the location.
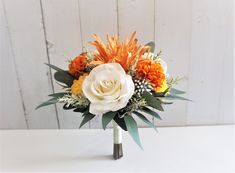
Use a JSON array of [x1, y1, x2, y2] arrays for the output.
[[36, 32, 189, 159]]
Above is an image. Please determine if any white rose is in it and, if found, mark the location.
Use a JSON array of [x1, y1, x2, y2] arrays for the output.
[[158, 58, 168, 74], [82, 63, 135, 114]]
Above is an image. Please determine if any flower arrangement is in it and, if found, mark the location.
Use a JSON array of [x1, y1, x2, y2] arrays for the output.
[[36, 32, 189, 159]]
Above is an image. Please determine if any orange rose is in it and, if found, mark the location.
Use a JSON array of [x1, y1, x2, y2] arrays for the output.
[[68, 53, 87, 78]]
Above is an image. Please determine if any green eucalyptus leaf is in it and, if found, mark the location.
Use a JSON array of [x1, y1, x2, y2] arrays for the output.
[[124, 115, 143, 149], [35, 97, 58, 110], [81, 110, 90, 116], [113, 115, 127, 131], [63, 104, 76, 110], [45, 63, 74, 86], [141, 106, 162, 120], [170, 88, 186, 95], [133, 111, 157, 131], [160, 100, 173, 104], [102, 111, 117, 130], [48, 92, 67, 98], [45, 63, 65, 72], [117, 108, 128, 117], [145, 41, 155, 53], [79, 112, 95, 128], [54, 71, 74, 87], [73, 106, 88, 113], [143, 91, 164, 111], [165, 95, 192, 101], [55, 81, 68, 88]]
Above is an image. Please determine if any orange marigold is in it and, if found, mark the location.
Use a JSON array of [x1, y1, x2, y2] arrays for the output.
[[69, 53, 87, 78], [90, 32, 149, 71], [71, 73, 88, 96], [136, 59, 167, 92]]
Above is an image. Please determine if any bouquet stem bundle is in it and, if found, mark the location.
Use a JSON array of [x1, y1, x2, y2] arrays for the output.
[[112, 121, 123, 159]]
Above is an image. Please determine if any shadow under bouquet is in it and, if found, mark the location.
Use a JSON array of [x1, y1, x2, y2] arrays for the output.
[[36, 32, 189, 160]]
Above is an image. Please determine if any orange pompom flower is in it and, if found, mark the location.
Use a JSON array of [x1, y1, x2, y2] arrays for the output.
[[71, 73, 88, 96], [90, 32, 149, 71], [136, 58, 167, 92], [69, 53, 87, 78]]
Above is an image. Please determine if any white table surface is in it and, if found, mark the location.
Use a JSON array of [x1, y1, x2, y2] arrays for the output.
[[0, 125, 234, 173]]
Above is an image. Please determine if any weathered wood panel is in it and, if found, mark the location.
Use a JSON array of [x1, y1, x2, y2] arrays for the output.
[[3, 0, 59, 128], [187, 0, 234, 125], [154, 0, 192, 126], [0, 0, 27, 129], [40, 0, 87, 128]]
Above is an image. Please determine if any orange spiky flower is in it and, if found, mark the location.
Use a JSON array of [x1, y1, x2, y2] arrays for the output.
[[90, 32, 149, 71]]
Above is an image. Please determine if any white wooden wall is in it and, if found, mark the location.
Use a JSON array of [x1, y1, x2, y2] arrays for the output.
[[0, 0, 233, 129]]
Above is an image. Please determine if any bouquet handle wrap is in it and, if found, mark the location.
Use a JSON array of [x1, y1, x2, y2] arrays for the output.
[[112, 120, 123, 160]]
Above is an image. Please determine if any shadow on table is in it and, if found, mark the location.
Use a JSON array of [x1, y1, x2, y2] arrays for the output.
[[73, 154, 113, 161]]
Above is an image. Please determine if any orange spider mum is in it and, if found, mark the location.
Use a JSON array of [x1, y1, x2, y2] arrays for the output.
[[136, 58, 167, 92], [68, 53, 87, 78], [90, 32, 149, 71]]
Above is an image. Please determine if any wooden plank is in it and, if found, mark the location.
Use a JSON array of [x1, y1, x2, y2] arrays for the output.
[[234, 3, 235, 123], [212, 0, 233, 125], [3, 0, 59, 128], [187, 0, 234, 125], [79, 0, 118, 128], [118, 0, 155, 127], [0, 0, 27, 129], [40, 0, 87, 128], [118, 0, 155, 45], [217, 1, 233, 124], [154, 0, 192, 126], [79, 0, 118, 47]]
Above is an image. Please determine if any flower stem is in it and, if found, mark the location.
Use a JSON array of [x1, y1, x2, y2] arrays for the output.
[[112, 120, 123, 160]]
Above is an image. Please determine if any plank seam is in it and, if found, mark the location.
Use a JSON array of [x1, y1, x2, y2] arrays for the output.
[[77, 0, 88, 128], [185, 0, 193, 126], [2, 0, 29, 129], [77, 0, 84, 48], [153, 0, 156, 125], [39, 0, 60, 129], [116, 0, 120, 37], [153, 0, 156, 42]]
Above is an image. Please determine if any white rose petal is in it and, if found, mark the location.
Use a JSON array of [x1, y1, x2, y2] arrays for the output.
[[158, 58, 167, 74], [82, 63, 135, 114], [142, 52, 169, 77]]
